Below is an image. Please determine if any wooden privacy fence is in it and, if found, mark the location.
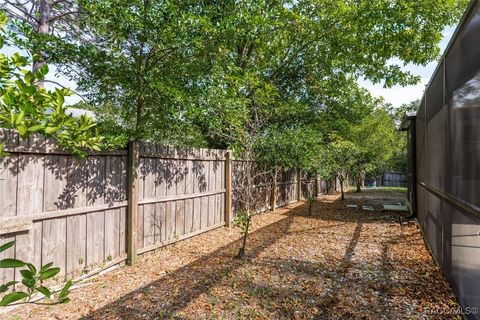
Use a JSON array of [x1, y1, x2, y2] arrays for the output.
[[376, 172, 407, 188], [0, 129, 326, 284]]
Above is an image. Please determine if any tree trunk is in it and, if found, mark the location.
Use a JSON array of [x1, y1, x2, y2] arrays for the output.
[[356, 178, 362, 193], [33, 0, 50, 88], [237, 216, 250, 259], [340, 179, 344, 200]]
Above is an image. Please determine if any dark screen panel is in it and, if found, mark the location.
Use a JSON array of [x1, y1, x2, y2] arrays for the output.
[[426, 64, 444, 190], [444, 202, 480, 311], [445, 3, 480, 207], [416, 98, 426, 184], [426, 193, 443, 264]]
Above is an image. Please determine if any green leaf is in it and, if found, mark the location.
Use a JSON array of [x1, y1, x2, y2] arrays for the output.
[[27, 124, 45, 132], [55, 90, 64, 107], [2, 92, 14, 106], [40, 262, 53, 272], [39, 64, 49, 76], [0, 258, 25, 268], [35, 286, 51, 298], [17, 125, 27, 137], [58, 280, 72, 300], [15, 111, 24, 125], [21, 278, 35, 289], [45, 127, 58, 134], [0, 291, 28, 306], [26, 263, 37, 275], [20, 269, 33, 279], [0, 281, 17, 294], [39, 267, 60, 280], [0, 241, 15, 254]]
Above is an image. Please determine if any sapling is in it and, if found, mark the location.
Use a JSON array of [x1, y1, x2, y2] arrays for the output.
[[233, 209, 252, 259]]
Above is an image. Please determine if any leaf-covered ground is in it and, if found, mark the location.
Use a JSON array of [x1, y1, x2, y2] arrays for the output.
[[5, 189, 460, 319]]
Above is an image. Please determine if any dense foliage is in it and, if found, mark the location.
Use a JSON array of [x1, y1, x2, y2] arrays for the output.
[[2, 0, 467, 179], [0, 11, 102, 156]]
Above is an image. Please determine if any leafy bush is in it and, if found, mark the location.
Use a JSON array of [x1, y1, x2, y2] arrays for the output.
[[0, 240, 72, 306]]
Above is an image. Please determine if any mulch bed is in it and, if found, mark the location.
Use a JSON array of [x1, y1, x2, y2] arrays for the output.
[[5, 191, 460, 319]]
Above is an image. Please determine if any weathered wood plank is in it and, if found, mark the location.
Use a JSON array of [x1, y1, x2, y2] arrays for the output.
[[137, 205, 144, 249], [119, 206, 126, 255], [104, 156, 123, 263], [201, 195, 208, 229], [86, 210, 104, 270], [104, 208, 120, 263], [0, 146, 19, 283], [43, 155, 69, 211], [142, 155, 156, 248], [87, 156, 106, 206], [193, 197, 201, 232], [184, 198, 193, 234], [66, 214, 87, 278], [42, 217, 67, 279], [208, 160, 215, 226], [215, 158, 222, 224], [0, 156, 18, 218], [86, 156, 106, 269], [15, 153, 43, 282], [175, 200, 185, 237]]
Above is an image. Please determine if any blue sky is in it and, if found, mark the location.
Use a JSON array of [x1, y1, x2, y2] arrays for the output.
[[1, 26, 455, 108], [358, 26, 455, 107]]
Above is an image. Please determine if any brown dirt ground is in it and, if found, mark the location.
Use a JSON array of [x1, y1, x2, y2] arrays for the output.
[[4, 189, 460, 319]]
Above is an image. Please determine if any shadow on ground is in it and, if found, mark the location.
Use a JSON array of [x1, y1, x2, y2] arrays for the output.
[[80, 190, 454, 320]]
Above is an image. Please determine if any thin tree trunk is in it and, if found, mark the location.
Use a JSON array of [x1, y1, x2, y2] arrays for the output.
[[340, 179, 344, 200], [238, 216, 250, 259], [356, 178, 361, 193], [33, 0, 50, 88]]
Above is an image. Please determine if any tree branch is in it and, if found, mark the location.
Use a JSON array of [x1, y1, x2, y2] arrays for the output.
[[47, 10, 80, 23], [43, 79, 88, 102]]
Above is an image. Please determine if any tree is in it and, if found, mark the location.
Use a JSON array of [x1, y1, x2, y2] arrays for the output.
[[2, 0, 83, 86], [347, 106, 398, 192], [0, 11, 102, 156], [5, 0, 465, 148]]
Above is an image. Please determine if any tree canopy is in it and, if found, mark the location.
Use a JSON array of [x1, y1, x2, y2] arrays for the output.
[[2, 0, 468, 174]]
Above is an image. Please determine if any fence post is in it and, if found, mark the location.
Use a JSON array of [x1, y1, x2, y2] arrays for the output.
[[225, 150, 233, 227], [270, 167, 277, 211], [296, 168, 301, 202], [127, 140, 139, 265]]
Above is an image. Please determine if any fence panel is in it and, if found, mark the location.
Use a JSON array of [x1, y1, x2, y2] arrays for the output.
[[0, 128, 323, 286]]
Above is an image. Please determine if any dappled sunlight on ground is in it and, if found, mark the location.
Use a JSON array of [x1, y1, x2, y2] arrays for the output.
[[6, 189, 459, 320]]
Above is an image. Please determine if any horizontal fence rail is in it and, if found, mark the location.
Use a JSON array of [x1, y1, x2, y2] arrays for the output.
[[0, 129, 328, 286]]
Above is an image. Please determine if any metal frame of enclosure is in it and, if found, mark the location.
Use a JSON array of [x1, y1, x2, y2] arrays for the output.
[[403, 1, 480, 316]]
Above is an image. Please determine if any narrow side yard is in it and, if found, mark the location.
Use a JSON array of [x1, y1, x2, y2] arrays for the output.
[[6, 190, 459, 320]]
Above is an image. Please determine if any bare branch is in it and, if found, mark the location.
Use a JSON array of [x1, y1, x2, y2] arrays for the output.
[[4, 0, 39, 23], [43, 79, 88, 102], [48, 10, 80, 23]]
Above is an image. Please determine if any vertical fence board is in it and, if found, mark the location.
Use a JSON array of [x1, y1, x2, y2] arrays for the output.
[[86, 157, 105, 268], [15, 152, 44, 282], [0, 140, 18, 283], [0, 129, 311, 285]]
